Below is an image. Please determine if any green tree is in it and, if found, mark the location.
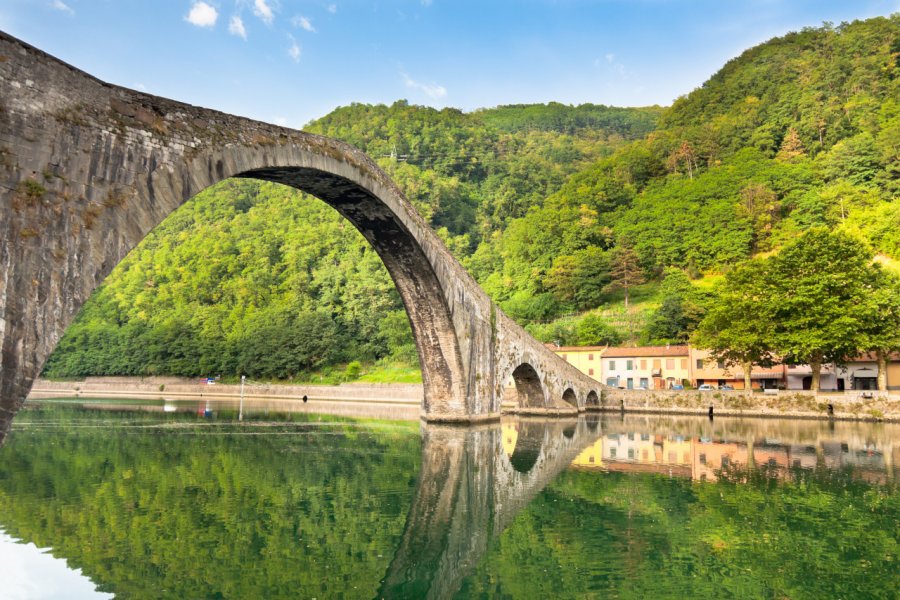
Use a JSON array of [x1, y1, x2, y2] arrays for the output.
[[574, 314, 623, 346], [767, 229, 878, 390], [691, 260, 775, 390], [863, 269, 900, 390], [603, 245, 646, 308]]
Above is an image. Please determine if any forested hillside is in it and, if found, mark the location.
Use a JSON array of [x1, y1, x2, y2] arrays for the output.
[[44, 15, 899, 380]]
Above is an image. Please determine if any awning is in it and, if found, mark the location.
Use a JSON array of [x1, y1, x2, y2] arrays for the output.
[[750, 371, 784, 379]]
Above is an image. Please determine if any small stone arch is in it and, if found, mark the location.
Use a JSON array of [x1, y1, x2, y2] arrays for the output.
[[585, 390, 600, 409], [511, 363, 545, 409], [562, 388, 578, 408]]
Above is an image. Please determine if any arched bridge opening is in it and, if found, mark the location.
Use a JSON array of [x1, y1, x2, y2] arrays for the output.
[[511, 364, 545, 409]]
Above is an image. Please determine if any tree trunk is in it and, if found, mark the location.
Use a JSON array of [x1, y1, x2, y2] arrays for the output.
[[810, 359, 822, 392], [623, 285, 630, 309], [743, 360, 752, 392], [877, 351, 888, 392]]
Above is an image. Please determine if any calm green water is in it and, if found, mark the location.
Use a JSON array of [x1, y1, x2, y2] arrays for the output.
[[0, 400, 896, 599]]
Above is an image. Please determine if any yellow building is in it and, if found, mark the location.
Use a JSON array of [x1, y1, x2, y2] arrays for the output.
[[548, 345, 606, 382]]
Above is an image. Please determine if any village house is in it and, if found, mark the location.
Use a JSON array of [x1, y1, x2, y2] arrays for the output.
[[548, 345, 605, 381], [602, 346, 691, 390], [690, 348, 785, 390], [786, 353, 900, 391]]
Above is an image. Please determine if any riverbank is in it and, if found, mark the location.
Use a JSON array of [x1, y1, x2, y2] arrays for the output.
[[28, 377, 900, 422], [602, 388, 900, 422]]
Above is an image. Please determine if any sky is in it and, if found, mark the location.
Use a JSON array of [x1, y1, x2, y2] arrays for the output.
[[1, 1, 898, 128]]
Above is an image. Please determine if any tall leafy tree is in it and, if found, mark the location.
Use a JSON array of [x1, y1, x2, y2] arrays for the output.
[[863, 269, 900, 390], [691, 259, 775, 390], [766, 229, 877, 391], [603, 244, 646, 309]]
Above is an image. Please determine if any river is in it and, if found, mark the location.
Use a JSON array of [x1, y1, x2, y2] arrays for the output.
[[0, 398, 896, 599]]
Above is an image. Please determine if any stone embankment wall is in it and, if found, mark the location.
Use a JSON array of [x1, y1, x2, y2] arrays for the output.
[[603, 388, 900, 422], [29, 377, 423, 404]]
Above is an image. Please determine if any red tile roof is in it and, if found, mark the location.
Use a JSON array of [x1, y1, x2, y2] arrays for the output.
[[603, 345, 690, 357], [546, 344, 608, 352]]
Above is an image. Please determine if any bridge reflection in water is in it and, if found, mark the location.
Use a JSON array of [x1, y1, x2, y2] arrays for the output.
[[381, 413, 897, 599], [380, 416, 602, 599]]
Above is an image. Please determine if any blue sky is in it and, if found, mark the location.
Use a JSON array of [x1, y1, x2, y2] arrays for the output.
[[2, 1, 897, 128]]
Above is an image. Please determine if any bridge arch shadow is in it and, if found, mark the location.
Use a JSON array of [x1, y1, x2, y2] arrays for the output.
[[510, 363, 546, 409], [586, 390, 600, 409], [562, 387, 578, 407]]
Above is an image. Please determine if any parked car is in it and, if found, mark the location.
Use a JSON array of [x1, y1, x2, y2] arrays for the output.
[[698, 384, 715, 391], [671, 383, 684, 390], [718, 384, 735, 391]]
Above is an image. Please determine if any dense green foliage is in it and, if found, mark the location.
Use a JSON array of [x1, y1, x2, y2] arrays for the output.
[[44, 15, 900, 379]]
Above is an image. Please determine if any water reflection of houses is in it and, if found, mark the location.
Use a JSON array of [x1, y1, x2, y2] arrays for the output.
[[570, 432, 895, 484]]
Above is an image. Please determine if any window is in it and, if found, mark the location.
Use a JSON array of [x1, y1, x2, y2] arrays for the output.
[[609, 360, 616, 371], [668, 451, 676, 463], [696, 359, 704, 369], [680, 359, 687, 370], [642, 449, 649, 460], [606, 377, 618, 387], [641, 433, 650, 441], [653, 359, 661, 369], [626, 360, 633, 371], [721, 455, 730, 467], [699, 453, 707, 465], [588, 353, 594, 360], [666, 358, 674, 370], [610, 448, 617, 458], [639, 377, 649, 389], [589, 455, 595, 464], [640, 359, 647, 370], [717, 360, 725, 369], [626, 378, 634, 389], [588, 369, 594, 376], [628, 449, 635, 460]]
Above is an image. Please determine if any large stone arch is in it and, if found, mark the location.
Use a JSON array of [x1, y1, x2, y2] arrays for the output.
[[0, 32, 484, 431], [0, 31, 606, 440]]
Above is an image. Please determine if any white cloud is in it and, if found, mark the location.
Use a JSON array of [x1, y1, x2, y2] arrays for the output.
[[288, 36, 301, 62], [293, 15, 316, 32], [401, 72, 447, 100], [50, 1, 74, 15], [229, 15, 247, 39], [253, 0, 274, 25], [595, 53, 628, 78], [185, 1, 218, 28], [327, 4, 337, 14]]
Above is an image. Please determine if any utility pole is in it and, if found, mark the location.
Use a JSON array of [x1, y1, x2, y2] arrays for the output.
[[239, 375, 245, 422]]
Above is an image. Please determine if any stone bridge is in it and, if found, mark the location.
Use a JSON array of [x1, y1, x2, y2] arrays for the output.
[[0, 32, 602, 440], [380, 416, 603, 599]]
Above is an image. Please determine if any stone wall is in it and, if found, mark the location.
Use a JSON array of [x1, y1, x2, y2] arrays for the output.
[[603, 388, 900, 422]]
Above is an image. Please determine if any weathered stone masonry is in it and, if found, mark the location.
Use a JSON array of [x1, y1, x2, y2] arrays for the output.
[[0, 31, 602, 441]]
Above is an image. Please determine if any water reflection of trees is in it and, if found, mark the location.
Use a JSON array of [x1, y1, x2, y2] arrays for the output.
[[0, 409, 422, 599], [0, 408, 896, 599]]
